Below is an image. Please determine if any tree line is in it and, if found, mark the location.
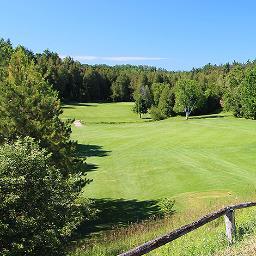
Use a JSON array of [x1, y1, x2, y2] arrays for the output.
[[2, 38, 256, 120]]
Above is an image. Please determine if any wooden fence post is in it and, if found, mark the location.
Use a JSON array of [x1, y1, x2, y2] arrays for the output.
[[224, 209, 236, 244]]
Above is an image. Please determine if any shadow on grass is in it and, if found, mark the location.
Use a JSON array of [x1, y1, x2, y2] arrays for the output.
[[62, 103, 98, 108], [61, 105, 75, 109], [84, 163, 99, 172], [190, 114, 225, 120], [77, 144, 110, 172], [76, 198, 162, 238], [77, 144, 111, 158], [74, 103, 98, 107], [236, 221, 256, 242]]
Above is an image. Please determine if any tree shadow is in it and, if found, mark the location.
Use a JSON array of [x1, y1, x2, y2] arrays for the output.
[[190, 114, 225, 120], [76, 198, 163, 238], [84, 163, 99, 172], [61, 105, 75, 109], [77, 144, 111, 158], [76, 144, 110, 173], [74, 103, 98, 107], [62, 102, 98, 107]]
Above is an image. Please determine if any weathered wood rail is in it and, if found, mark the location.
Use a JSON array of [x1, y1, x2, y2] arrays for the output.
[[118, 202, 256, 256]]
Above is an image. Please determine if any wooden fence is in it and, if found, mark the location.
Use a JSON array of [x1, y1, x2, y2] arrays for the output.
[[118, 202, 256, 256]]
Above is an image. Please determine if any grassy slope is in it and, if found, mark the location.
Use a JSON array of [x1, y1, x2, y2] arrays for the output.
[[71, 200, 256, 256], [63, 102, 256, 204], [63, 102, 256, 255], [216, 236, 256, 256], [62, 102, 150, 123]]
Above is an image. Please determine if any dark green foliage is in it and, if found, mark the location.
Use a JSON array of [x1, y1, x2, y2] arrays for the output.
[[153, 73, 164, 83], [133, 76, 153, 117], [30, 45, 256, 120], [143, 85, 153, 109], [134, 74, 153, 108], [241, 69, 256, 119], [223, 65, 245, 117], [158, 85, 175, 117], [222, 66, 256, 119], [5, 38, 256, 120], [0, 48, 84, 175], [133, 94, 148, 118], [150, 84, 175, 121], [0, 137, 83, 256], [111, 73, 131, 101], [0, 39, 13, 83], [82, 68, 110, 101], [0, 46, 92, 256], [203, 91, 221, 114], [151, 82, 164, 106]]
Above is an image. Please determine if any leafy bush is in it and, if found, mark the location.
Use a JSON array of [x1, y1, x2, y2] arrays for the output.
[[0, 137, 84, 256], [150, 106, 166, 121], [157, 198, 175, 216], [133, 94, 148, 118], [158, 85, 175, 117]]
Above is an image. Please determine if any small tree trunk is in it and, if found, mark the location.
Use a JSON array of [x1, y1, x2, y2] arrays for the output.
[[139, 113, 141, 118], [185, 111, 189, 120]]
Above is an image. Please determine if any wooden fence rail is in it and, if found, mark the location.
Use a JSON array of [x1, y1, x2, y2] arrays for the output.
[[118, 202, 256, 256]]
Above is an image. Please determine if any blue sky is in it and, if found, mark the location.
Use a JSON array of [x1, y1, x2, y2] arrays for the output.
[[1, 0, 256, 70]]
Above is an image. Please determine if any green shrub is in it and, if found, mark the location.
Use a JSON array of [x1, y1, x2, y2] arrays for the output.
[[150, 106, 166, 121], [157, 198, 175, 216], [0, 137, 84, 256], [158, 85, 175, 117]]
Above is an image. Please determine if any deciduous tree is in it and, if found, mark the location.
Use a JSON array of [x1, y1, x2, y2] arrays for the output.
[[0, 137, 84, 256], [174, 79, 205, 119], [241, 68, 256, 119], [158, 84, 175, 117]]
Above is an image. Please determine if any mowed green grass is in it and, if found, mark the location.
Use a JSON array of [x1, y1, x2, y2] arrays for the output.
[[62, 102, 256, 204], [62, 102, 150, 123]]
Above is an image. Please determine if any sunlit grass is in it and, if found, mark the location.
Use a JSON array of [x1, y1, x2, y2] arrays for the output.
[[63, 102, 256, 202], [62, 102, 256, 255], [70, 198, 256, 256]]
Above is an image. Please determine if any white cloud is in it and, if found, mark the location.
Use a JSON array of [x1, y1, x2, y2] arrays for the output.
[[60, 55, 167, 62], [100, 56, 168, 61], [74, 55, 98, 61]]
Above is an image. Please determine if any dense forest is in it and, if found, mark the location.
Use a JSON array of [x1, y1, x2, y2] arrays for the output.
[[1, 38, 256, 120]]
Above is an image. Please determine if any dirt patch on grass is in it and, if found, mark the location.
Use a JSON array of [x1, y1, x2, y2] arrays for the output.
[[74, 120, 83, 127]]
